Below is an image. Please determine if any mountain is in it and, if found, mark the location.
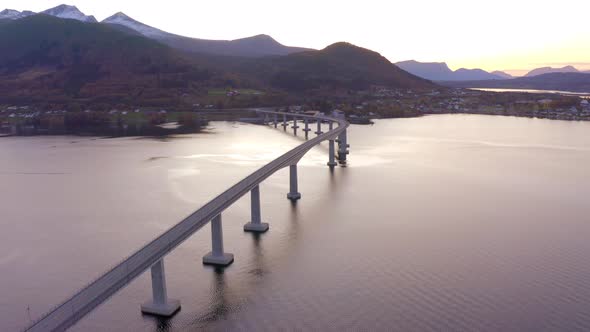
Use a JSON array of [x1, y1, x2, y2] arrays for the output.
[[525, 65, 579, 77], [102, 12, 310, 57], [0, 5, 96, 23], [395, 60, 454, 81], [441, 72, 590, 93], [0, 9, 34, 20], [248, 43, 436, 91], [454, 68, 504, 81], [396, 60, 505, 81], [0, 15, 220, 105], [0, 14, 437, 107], [102, 12, 167, 38], [2, 5, 309, 57], [41, 4, 97, 23], [491, 71, 513, 79], [0, 9, 20, 19]]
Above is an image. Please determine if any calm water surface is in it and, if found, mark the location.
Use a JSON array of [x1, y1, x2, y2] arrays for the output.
[[1, 115, 590, 331], [471, 87, 590, 98]]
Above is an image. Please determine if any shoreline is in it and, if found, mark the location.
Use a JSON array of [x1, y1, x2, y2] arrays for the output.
[[3, 111, 590, 138]]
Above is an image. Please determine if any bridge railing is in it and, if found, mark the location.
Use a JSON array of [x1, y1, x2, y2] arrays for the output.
[[25, 110, 348, 332]]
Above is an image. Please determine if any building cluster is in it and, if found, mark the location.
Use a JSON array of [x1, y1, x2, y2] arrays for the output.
[[531, 98, 590, 120], [361, 88, 590, 121]]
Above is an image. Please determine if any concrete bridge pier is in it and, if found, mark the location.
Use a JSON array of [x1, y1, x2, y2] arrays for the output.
[[327, 122, 337, 168], [203, 214, 234, 266], [303, 118, 311, 139], [287, 164, 302, 201], [244, 185, 269, 233], [273, 114, 278, 128], [291, 117, 300, 135], [315, 120, 323, 135], [337, 129, 349, 164], [281, 114, 288, 131], [141, 260, 181, 317], [328, 139, 337, 168]]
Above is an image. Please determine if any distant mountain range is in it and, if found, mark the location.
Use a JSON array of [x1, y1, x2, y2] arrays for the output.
[[0, 14, 433, 106], [2, 3, 587, 106], [395, 60, 511, 81], [0, 5, 310, 58], [442, 72, 590, 93], [524, 65, 585, 77], [396, 60, 590, 82]]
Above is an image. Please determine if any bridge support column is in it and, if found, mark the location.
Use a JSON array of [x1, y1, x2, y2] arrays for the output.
[[327, 122, 337, 167], [282, 114, 288, 131], [315, 120, 323, 135], [244, 185, 269, 232], [141, 260, 181, 317], [303, 118, 310, 139], [291, 117, 299, 135], [338, 129, 349, 164], [287, 164, 301, 201], [203, 214, 234, 266], [328, 139, 337, 168], [273, 114, 278, 128]]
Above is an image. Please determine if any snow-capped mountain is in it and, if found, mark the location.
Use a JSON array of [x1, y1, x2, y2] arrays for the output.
[[102, 11, 310, 57], [1, 4, 310, 57], [0, 9, 34, 20], [102, 12, 168, 38], [0, 5, 97, 23], [41, 4, 97, 23], [0, 9, 22, 19]]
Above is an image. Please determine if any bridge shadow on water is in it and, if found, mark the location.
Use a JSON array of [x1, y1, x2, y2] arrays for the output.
[[151, 317, 173, 332], [246, 233, 268, 279], [143, 270, 232, 332], [144, 269, 231, 331], [186, 236, 269, 329]]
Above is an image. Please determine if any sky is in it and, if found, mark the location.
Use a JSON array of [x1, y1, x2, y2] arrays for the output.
[[3, 0, 590, 75]]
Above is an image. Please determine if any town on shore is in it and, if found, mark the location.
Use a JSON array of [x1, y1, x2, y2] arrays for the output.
[[1, 87, 589, 136]]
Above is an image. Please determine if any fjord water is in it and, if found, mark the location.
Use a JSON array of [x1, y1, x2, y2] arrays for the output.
[[1, 115, 590, 331], [471, 87, 590, 97]]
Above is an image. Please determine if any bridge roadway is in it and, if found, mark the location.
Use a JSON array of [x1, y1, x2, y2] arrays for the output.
[[25, 110, 350, 332]]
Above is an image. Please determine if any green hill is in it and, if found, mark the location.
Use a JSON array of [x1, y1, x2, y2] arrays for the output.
[[0, 15, 218, 106], [0, 17, 436, 107], [252, 42, 434, 91]]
